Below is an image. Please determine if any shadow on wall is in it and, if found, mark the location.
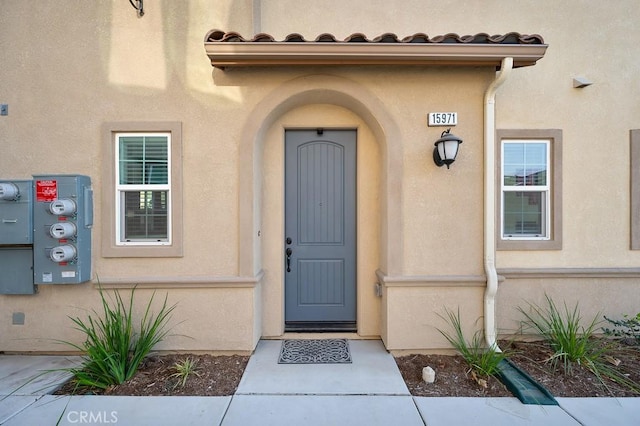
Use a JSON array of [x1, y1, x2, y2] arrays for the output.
[[105, 0, 246, 102]]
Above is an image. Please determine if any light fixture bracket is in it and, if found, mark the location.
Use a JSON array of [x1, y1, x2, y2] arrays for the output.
[[129, 0, 144, 17]]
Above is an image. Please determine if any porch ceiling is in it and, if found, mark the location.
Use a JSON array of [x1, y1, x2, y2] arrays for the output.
[[204, 31, 548, 70]]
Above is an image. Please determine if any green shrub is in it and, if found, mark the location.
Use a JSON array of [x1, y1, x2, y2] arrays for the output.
[[603, 313, 640, 345], [517, 294, 601, 374], [437, 307, 509, 378], [518, 294, 640, 393], [62, 286, 176, 390]]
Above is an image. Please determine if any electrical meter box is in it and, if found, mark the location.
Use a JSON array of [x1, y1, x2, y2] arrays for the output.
[[0, 180, 35, 294], [33, 175, 93, 284], [0, 180, 33, 244]]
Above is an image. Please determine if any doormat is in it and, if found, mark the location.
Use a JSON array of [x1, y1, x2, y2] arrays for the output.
[[278, 339, 352, 364]]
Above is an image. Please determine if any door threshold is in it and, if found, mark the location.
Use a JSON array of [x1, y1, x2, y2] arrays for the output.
[[281, 332, 360, 339], [284, 322, 356, 332], [263, 332, 381, 341]]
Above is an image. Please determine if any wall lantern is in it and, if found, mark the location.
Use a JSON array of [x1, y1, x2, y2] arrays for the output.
[[433, 128, 463, 169]]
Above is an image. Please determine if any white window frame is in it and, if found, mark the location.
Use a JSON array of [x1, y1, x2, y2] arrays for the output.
[[102, 121, 182, 258], [497, 129, 562, 251], [114, 132, 172, 246], [631, 130, 640, 249], [501, 139, 551, 240]]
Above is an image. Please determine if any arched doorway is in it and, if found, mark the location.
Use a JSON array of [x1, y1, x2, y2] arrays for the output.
[[238, 74, 404, 337]]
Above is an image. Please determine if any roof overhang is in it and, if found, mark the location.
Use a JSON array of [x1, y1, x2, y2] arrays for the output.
[[204, 31, 548, 70]]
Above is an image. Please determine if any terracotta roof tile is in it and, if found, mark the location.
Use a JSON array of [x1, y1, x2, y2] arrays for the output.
[[205, 30, 545, 45], [315, 33, 339, 42]]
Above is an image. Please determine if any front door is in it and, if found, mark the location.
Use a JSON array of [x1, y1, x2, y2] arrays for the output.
[[284, 129, 357, 331]]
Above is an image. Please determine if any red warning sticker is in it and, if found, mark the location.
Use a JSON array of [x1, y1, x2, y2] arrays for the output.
[[36, 180, 57, 202]]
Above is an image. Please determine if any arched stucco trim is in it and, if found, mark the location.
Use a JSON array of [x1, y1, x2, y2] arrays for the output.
[[238, 74, 403, 277]]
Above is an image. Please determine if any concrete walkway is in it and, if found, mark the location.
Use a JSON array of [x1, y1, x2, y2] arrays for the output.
[[1, 340, 639, 425]]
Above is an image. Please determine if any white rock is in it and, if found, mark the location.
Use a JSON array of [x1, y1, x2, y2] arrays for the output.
[[422, 366, 435, 384]]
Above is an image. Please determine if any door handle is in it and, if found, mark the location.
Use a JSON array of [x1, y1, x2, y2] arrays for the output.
[[286, 248, 292, 272]]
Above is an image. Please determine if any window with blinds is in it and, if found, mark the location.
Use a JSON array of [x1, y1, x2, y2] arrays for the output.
[[115, 133, 171, 245], [501, 140, 550, 239]]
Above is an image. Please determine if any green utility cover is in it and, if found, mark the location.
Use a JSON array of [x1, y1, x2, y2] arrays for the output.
[[496, 358, 558, 405]]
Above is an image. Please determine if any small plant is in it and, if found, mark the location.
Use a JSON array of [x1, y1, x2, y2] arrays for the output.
[[437, 307, 509, 381], [170, 357, 201, 389], [518, 294, 640, 394], [62, 285, 176, 390], [517, 294, 602, 374], [603, 313, 640, 345]]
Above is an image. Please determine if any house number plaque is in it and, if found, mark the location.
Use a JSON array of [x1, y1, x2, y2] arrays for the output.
[[428, 112, 457, 126]]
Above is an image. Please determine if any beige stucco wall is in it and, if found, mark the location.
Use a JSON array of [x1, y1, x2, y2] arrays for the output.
[[1, 0, 640, 352], [496, 275, 640, 337], [0, 283, 259, 353], [383, 284, 485, 351], [0, 1, 264, 352]]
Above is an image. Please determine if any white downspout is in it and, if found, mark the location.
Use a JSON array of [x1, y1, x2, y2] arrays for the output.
[[484, 57, 513, 350]]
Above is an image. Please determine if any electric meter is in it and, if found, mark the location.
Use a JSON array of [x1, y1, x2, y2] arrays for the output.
[[50, 244, 77, 263], [49, 222, 77, 239], [0, 183, 20, 201], [49, 198, 77, 216]]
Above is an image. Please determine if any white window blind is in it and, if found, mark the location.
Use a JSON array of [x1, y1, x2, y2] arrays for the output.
[[115, 133, 171, 245], [501, 140, 550, 239]]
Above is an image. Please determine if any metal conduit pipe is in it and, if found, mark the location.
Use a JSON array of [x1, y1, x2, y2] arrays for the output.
[[484, 57, 513, 351]]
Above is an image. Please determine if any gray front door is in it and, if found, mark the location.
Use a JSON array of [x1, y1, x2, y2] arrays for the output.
[[284, 129, 357, 330]]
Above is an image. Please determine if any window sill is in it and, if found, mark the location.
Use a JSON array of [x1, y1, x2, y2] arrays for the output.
[[497, 239, 561, 251]]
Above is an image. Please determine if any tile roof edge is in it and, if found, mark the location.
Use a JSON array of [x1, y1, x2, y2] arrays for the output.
[[204, 30, 545, 45]]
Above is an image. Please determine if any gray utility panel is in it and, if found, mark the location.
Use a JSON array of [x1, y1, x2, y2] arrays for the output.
[[0, 248, 34, 294], [0, 180, 35, 294], [33, 175, 93, 285], [0, 180, 33, 244]]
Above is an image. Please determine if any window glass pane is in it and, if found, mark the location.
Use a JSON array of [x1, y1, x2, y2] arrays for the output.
[[119, 136, 168, 185], [121, 190, 168, 241], [145, 137, 169, 184], [503, 143, 524, 186], [503, 191, 545, 236], [119, 136, 144, 184], [503, 142, 547, 186]]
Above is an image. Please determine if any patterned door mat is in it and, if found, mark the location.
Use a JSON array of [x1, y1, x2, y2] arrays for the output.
[[278, 339, 352, 364]]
